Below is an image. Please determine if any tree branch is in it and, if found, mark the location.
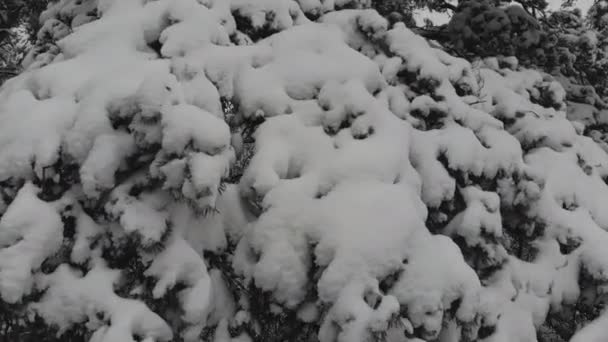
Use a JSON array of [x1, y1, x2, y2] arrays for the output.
[[438, 1, 457, 12], [412, 27, 451, 42], [0, 68, 17, 76]]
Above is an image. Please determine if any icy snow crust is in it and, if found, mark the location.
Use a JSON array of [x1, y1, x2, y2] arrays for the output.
[[0, 0, 608, 341]]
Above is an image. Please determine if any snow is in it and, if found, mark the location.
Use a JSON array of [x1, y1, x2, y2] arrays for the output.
[[161, 104, 230, 155], [145, 235, 213, 340], [318, 279, 400, 342], [105, 185, 170, 247], [33, 260, 173, 342], [0, 183, 63, 303], [411, 124, 522, 207], [2, 0, 608, 341], [0, 91, 77, 181], [230, 0, 306, 31], [444, 186, 503, 247], [80, 131, 136, 198], [159, 0, 231, 57]]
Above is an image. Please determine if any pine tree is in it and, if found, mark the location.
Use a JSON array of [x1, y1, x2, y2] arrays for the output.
[[1, 1, 608, 342], [0, 0, 50, 83]]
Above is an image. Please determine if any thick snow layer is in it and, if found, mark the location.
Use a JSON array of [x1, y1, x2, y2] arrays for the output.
[[161, 104, 230, 155], [0, 183, 63, 303], [2, 0, 608, 341], [80, 131, 136, 198], [145, 235, 213, 340], [105, 184, 170, 247], [0, 91, 77, 181], [33, 261, 173, 342]]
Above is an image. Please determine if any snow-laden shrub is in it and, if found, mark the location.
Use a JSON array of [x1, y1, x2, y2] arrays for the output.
[[1, 1, 608, 342]]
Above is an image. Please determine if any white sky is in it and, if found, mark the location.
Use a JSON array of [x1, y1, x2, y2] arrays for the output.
[[415, 0, 596, 25]]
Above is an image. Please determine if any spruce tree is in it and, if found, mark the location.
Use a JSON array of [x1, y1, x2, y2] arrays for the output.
[[1, 1, 608, 342]]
